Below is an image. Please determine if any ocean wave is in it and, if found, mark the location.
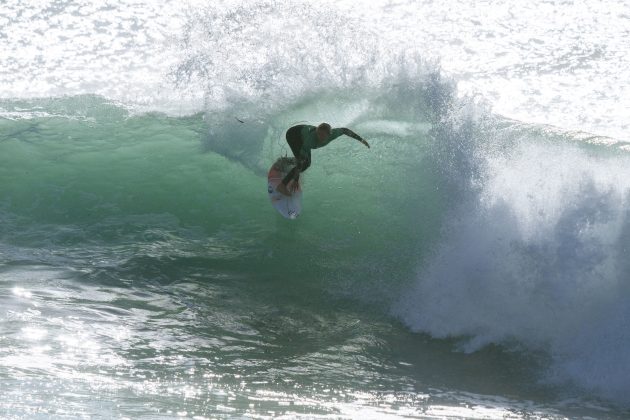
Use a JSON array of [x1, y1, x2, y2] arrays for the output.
[[2, 1, 630, 406], [393, 84, 630, 407]]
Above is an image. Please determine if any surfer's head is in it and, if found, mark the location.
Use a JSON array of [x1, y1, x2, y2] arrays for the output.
[[316, 122, 331, 142]]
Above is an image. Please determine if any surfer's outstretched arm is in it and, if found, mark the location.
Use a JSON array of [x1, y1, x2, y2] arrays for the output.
[[341, 128, 370, 148]]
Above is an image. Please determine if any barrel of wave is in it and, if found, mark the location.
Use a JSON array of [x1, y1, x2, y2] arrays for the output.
[[267, 157, 303, 219]]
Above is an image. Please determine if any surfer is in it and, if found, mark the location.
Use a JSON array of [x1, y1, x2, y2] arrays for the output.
[[276, 123, 370, 196]]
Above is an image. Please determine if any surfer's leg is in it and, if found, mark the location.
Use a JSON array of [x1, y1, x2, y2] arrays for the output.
[[281, 161, 301, 186], [277, 162, 301, 196], [277, 126, 306, 196], [285, 126, 303, 158], [300, 156, 311, 172], [281, 155, 310, 187]]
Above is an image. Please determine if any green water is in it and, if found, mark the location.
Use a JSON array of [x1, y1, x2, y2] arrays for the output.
[[1, 96, 627, 419], [0, 96, 442, 292]]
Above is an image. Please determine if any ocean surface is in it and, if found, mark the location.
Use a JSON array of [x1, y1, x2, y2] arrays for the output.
[[2, 1, 630, 418]]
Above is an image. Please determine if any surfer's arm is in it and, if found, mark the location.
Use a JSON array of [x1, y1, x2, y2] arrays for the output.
[[341, 128, 370, 148]]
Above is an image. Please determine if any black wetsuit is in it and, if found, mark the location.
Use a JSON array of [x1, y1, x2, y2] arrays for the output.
[[282, 124, 345, 186], [282, 125, 312, 186]]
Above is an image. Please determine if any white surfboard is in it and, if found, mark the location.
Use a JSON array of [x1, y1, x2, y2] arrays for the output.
[[267, 157, 302, 219]]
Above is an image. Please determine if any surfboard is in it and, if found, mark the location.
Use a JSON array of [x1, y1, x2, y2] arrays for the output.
[[267, 157, 302, 219]]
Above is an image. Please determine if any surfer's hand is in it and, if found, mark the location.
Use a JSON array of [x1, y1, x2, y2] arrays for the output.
[[362, 139, 370, 148]]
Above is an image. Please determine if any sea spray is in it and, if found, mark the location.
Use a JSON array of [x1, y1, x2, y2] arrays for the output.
[[394, 113, 630, 405]]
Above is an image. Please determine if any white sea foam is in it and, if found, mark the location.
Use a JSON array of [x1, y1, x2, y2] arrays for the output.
[[395, 133, 630, 405], [3, 0, 629, 140]]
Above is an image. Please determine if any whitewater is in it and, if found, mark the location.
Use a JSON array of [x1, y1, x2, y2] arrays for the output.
[[1, 0, 630, 418]]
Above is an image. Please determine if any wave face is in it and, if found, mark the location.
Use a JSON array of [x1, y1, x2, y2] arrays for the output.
[[2, 0, 630, 417]]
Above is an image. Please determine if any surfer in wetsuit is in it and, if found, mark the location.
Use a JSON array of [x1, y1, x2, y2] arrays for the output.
[[276, 123, 370, 196]]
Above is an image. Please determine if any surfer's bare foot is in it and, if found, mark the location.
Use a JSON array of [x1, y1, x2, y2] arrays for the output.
[[276, 183, 291, 196]]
